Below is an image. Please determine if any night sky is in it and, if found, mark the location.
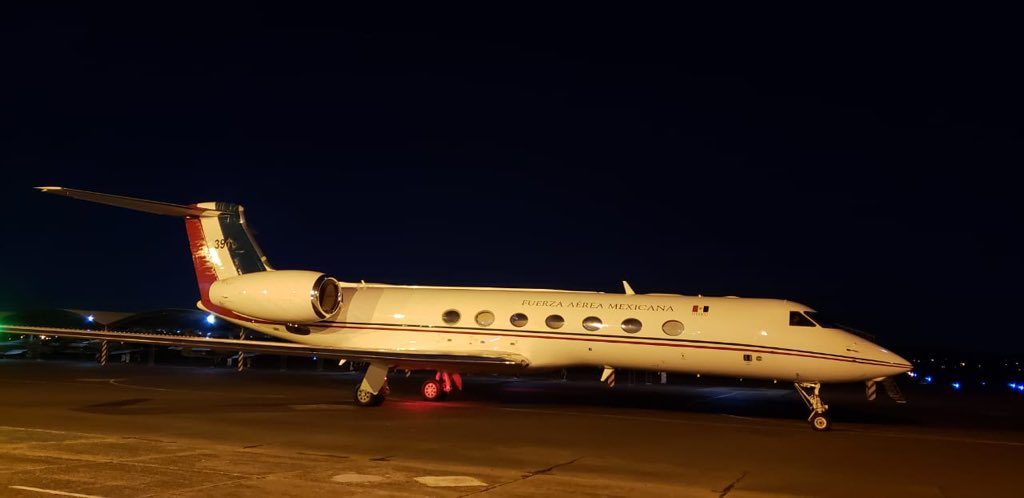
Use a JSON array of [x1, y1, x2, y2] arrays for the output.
[[2, 7, 1021, 352]]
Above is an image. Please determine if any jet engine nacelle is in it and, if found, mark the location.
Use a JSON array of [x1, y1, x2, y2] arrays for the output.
[[209, 270, 342, 323]]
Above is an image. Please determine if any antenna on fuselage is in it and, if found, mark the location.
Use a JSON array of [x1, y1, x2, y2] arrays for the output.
[[622, 281, 635, 295]]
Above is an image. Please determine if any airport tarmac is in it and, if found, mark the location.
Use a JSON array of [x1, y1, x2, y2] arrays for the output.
[[0, 360, 1021, 497]]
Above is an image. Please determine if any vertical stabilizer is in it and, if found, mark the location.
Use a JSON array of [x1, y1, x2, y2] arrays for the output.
[[37, 187, 272, 309]]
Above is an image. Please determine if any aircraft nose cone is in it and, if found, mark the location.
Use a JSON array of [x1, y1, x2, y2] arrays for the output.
[[893, 353, 913, 372], [858, 338, 912, 374], [881, 348, 913, 373]]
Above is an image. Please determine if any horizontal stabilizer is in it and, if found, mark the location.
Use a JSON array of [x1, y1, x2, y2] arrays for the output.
[[36, 186, 220, 217]]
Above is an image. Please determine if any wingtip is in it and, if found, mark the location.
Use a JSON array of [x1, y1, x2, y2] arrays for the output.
[[35, 186, 63, 192]]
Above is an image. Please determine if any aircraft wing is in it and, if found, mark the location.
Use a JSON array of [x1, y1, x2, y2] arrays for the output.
[[1, 325, 530, 368]]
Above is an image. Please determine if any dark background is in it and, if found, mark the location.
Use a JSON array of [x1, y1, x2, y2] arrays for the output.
[[2, 6, 1021, 352]]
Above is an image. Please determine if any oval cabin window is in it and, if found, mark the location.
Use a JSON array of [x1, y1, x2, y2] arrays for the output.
[[545, 314, 565, 329], [621, 318, 642, 334], [442, 309, 461, 325], [510, 313, 528, 327], [475, 310, 496, 327], [662, 320, 684, 336], [582, 316, 603, 331]]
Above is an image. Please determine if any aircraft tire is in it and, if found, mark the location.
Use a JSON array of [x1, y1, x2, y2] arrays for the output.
[[810, 414, 831, 431], [421, 379, 443, 401], [354, 387, 384, 407]]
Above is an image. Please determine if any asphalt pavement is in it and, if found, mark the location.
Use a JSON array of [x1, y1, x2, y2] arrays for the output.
[[0, 360, 1021, 497]]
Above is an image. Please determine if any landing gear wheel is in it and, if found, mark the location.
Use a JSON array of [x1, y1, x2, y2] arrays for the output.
[[810, 413, 831, 431], [354, 387, 384, 407], [794, 382, 831, 432], [421, 379, 444, 401]]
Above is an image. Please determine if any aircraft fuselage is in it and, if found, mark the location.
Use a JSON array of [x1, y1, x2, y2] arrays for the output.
[[210, 284, 911, 383]]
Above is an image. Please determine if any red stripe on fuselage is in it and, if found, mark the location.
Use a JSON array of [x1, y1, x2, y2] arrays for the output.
[[326, 324, 905, 368], [221, 315, 908, 369]]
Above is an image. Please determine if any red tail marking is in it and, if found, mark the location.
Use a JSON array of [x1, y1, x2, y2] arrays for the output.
[[184, 217, 218, 309], [184, 217, 254, 321]]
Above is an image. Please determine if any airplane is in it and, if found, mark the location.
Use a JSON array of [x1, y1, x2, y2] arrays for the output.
[[2, 186, 914, 431]]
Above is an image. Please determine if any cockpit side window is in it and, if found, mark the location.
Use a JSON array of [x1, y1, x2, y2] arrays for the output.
[[789, 311, 817, 327]]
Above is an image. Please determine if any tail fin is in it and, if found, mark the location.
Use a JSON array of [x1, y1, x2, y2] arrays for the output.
[[37, 187, 272, 307]]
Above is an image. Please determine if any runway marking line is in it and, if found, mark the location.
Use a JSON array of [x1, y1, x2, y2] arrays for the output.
[[684, 391, 739, 407], [107, 379, 173, 392], [289, 404, 355, 411], [332, 473, 385, 483], [496, 408, 1024, 446], [8, 486, 106, 498], [0, 425, 107, 438], [496, 407, 775, 431], [414, 476, 487, 487], [840, 428, 1024, 447], [134, 477, 260, 498], [104, 379, 286, 398]]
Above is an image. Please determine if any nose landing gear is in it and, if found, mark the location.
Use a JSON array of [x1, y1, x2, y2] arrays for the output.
[[794, 382, 831, 431]]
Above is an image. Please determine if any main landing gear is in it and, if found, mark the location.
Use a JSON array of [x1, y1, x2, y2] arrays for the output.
[[794, 382, 831, 431], [420, 371, 462, 402], [353, 366, 463, 406], [421, 379, 444, 401], [354, 362, 390, 407]]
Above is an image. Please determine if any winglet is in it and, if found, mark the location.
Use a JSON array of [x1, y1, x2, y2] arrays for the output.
[[622, 281, 635, 295]]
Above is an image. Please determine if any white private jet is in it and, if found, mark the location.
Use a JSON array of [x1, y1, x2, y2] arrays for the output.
[[4, 187, 913, 431]]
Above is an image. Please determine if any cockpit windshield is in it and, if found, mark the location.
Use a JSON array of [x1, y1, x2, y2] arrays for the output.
[[803, 311, 835, 328], [804, 311, 875, 339], [789, 311, 816, 327]]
